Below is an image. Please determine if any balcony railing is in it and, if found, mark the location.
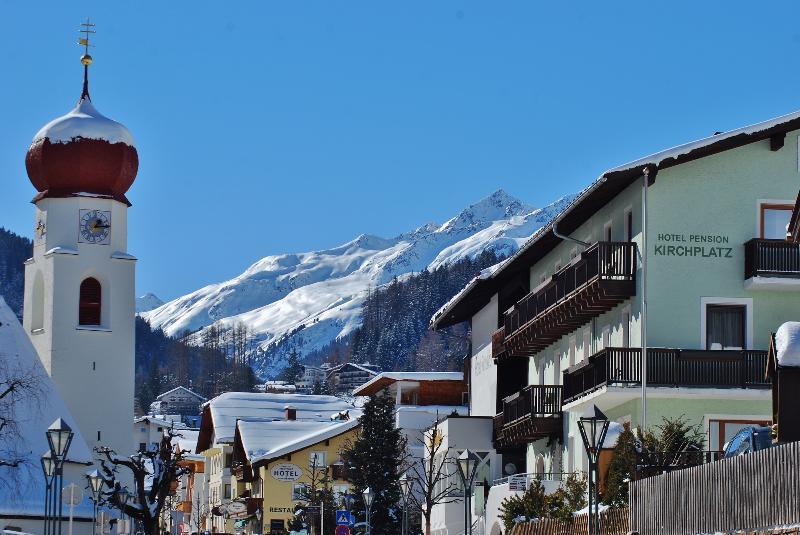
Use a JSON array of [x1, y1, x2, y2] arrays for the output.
[[494, 242, 637, 359], [494, 385, 562, 448], [562, 347, 770, 404], [744, 238, 800, 279]]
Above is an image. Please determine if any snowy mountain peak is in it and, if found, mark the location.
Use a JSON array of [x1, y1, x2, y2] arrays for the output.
[[136, 293, 164, 313], [142, 190, 573, 378], [439, 189, 534, 233]]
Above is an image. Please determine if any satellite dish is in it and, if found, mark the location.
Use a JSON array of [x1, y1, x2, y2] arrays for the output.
[[504, 462, 517, 475]]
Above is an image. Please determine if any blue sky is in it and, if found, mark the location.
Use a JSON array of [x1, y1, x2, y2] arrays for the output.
[[3, 1, 800, 300]]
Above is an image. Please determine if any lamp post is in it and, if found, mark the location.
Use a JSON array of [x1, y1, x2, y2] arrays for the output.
[[46, 418, 74, 535], [456, 449, 481, 535], [41, 450, 56, 535], [255, 508, 262, 535], [362, 487, 374, 535], [399, 473, 411, 535], [577, 405, 610, 535], [86, 469, 104, 535], [118, 487, 130, 535]]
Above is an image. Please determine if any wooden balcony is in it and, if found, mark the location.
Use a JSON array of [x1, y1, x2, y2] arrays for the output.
[[494, 385, 562, 448], [744, 238, 800, 279], [562, 347, 770, 404], [493, 242, 637, 360]]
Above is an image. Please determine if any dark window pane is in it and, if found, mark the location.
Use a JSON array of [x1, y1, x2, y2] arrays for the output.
[[706, 305, 745, 350]]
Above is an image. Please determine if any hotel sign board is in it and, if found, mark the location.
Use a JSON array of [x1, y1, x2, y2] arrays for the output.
[[653, 232, 733, 259], [271, 462, 303, 482]]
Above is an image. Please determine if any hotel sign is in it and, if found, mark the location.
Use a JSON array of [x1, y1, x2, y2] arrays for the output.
[[271, 462, 303, 482], [654, 232, 733, 259]]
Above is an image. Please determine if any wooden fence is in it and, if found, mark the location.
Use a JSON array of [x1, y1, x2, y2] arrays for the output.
[[630, 440, 800, 535], [509, 508, 629, 535]]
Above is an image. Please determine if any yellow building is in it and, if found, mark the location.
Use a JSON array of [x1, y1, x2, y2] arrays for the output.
[[232, 414, 360, 534]]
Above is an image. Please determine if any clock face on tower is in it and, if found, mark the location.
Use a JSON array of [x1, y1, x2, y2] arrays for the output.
[[78, 209, 112, 245]]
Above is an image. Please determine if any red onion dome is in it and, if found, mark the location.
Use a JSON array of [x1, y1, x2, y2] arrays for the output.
[[25, 96, 138, 205]]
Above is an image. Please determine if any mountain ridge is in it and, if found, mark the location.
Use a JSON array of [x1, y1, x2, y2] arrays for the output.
[[142, 189, 574, 378]]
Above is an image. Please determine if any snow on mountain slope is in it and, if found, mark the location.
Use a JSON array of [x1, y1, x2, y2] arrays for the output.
[[142, 190, 574, 377], [136, 293, 164, 313]]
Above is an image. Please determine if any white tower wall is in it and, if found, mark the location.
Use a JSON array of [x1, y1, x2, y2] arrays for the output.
[[23, 194, 135, 457]]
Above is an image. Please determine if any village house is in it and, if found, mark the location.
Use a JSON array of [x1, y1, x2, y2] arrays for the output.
[[431, 108, 800, 534], [352, 372, 468, 461], [148, 386, 207, 427], [195, 392, 358, 533], [326, 362, 381, 394], [230, 412, 360, 534]]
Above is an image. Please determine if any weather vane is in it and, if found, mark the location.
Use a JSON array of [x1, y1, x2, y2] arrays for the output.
[[78, 18, 95, 66], [78, 18, 95, 101]]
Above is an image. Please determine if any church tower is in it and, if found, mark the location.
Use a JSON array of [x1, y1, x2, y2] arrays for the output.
[[22, 25, 137, 456]]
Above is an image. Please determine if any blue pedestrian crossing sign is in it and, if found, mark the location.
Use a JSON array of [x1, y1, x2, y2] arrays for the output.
[[336, 510, 352, 526]]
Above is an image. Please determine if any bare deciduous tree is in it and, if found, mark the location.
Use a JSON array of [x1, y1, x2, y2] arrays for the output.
[[408, 422, 462, 535], [0, 361, 43, 478], [95, 428, 191, 535]]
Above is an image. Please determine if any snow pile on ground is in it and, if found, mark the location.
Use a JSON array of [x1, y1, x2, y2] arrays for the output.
[[775, 321, 800, 367], [142, 190, 574, 377]]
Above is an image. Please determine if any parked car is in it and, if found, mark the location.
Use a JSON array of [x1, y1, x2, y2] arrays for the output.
[[723, 425, 773, 458]]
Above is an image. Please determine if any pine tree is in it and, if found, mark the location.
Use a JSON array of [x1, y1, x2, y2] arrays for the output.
[[280, 349, 304, 384], [341, 394, 406, 534]]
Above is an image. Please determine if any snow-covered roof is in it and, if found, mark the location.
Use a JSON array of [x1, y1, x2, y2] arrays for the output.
[[237, 418, 359, 466], [353, 372, 464, 396], [33, 98, 135, 146], [135, 415, 190, 429], [0, 296, 93, 516], [197, 392, 360, 450], [156, 385, 206, 402], [431, 108, 800, 329], [775, 322, 800, 367], [173, 428, 202, 459]]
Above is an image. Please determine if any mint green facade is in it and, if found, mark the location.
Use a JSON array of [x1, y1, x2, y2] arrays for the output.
[[523, 131, 800, 478]]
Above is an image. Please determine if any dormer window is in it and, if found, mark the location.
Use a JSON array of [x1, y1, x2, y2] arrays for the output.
[[79, 277, 102, 325]]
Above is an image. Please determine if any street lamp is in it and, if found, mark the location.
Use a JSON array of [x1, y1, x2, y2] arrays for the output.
[[577, 405, 610, 535], [399, 473, 412, 535], [362, 487, 374, 535], [86, 469, 104, 535], [118, 488, 130, 535], [456, 449, 481, 535], [46, 418, 74, 535], [41, 450, 56, 535]]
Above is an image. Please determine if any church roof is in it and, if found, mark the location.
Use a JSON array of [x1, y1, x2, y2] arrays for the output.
[[0, 297, 93, 517]]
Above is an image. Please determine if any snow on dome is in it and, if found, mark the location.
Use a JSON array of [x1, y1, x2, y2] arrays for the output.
[[33, 97, 135, 146], [775, 321, 800, 367]]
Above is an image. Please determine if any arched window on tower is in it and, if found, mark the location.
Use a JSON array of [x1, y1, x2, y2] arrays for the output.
[[31, 271, 45, 332], [79, 277, 102, 326]]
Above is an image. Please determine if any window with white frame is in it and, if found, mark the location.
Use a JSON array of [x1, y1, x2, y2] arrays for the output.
[[292, 483, 309, 501], [309, 451, 327, 469]]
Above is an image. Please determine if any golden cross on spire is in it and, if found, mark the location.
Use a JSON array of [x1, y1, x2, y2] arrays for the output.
[[79, 18, 95, 65]]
